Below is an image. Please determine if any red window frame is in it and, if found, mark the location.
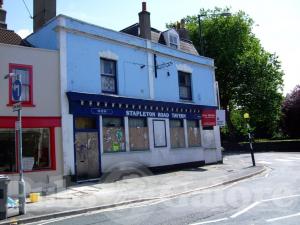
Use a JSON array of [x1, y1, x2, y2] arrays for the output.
[[8, 63, 35, 107], [0, 117, 61, 174]]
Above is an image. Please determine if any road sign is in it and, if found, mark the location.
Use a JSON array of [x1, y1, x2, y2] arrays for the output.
[[216, 110, 226, 127], [12, 79, 22, 102], [13, 102, 22, 112]]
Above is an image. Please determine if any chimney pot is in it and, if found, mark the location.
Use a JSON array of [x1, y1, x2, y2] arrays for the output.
[[0, 0, 7, 29], [180, 19, 185, 28], [142, 2, 147, 11]]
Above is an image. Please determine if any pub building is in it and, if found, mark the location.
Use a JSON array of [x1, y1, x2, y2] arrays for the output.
[[67, 92, 220, 181]]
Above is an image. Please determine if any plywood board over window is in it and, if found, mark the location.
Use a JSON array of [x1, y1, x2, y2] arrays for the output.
[[102, 117, 125, 152], [153, 120, 167, 148], [187, 120, 201, 147], [129, 118, 149, 151], [170, 119, 185, 148]]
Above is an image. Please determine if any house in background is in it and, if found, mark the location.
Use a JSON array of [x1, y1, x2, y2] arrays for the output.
[[0, 1, 63, 195], [26, 1, 222, 182]]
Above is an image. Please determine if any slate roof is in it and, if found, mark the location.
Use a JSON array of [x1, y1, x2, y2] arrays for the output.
[[120, 23, 199, 56]]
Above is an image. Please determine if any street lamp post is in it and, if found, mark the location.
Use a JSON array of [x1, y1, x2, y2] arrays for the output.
[[4, 73, 26, 215], [197, 12, 231, 56], [243, 113, 256, 167]]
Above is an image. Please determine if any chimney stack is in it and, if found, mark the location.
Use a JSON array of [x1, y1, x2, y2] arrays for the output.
[[177, 19, 190, 41], [33, 0, 56, 32], [0, 0, 7, 29], [138, 2, 151, 40]]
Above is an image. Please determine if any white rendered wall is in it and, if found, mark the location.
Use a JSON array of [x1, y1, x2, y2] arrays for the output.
[[58, 17, 75, 176]]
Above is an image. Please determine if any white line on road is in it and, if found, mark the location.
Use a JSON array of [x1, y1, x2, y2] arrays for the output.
[[266, 212, 300, 222], [287, 157, 300, 160], [257, 160, 272, 165], [264, 172, 270, 178], [262, 194, 300, 202], [275, 159, 295, 162], [230, 201, 261, 218], [189, 217, 228, 225]]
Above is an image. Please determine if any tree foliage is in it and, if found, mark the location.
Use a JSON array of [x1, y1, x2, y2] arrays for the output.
[[170, 8, 284, 139], [281, 85, 300, 138]]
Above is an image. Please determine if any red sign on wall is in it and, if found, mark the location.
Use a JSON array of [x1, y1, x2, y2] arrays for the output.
[[201, 110, 216, 127]]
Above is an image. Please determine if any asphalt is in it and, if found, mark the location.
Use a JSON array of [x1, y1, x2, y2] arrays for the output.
[[1, 152, 266, 225]]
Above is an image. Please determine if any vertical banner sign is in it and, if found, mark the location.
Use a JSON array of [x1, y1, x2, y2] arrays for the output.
[[202, 110, 216, 127], [216, 110, 226, 127]]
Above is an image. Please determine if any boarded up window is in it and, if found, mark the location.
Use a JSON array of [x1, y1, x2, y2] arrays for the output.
[[170, 119, 185, 148], [153, 120, 167, 147], [129, 118, 149, 151], [103, 117, 125, 152], [187, 120, 201, 147]]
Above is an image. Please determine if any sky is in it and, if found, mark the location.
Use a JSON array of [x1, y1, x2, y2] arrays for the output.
[[3, 0, 300, 94]]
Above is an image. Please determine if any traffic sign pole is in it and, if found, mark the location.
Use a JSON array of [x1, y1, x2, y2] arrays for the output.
[[18, 105, 26, 215], [12, 76, 26, 215]]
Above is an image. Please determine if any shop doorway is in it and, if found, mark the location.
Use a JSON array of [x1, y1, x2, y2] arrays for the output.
[[74, 117, 101, 181]]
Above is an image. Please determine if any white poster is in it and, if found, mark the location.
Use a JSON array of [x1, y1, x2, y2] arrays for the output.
[[216, 110, 226, 127], [153, 120, 167, 147], [23, 157, 35, 171]]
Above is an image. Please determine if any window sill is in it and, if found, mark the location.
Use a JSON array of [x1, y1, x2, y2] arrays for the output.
[[103, 150, 126, 154], [179, 99, 194, 103], [130, 149, 150, 152], [170, 147, 187, 150], [0, 168, 55, 174], [7, 103, 36, 107]]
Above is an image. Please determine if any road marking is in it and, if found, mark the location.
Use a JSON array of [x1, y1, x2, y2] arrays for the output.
[[287, 157, 300, 160], [230, 202, 260, 218], [257, 160, 272, 165], [264, 172, 270, 178], [26, 214, 82, 225], [275, 159, 294, 162], [189, 217, 228, 225], [222, 181, 240, 190], [266, 212, 300, 222], [262, 194, 300, 202]]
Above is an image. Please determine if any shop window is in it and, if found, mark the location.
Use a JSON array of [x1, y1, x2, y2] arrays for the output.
[[187, 120, 201, 147], [75, 117, 97, 130], [0, 128, 52, 172], [9, 64, 33, 106], [23, 128, 51, 170], [0, 129, 16, 172], [178, 71, 192, 101], [153, 120, 167, 148], [101, 58, 117, 94], [170, 119, 185, 148], [129, 118, 149, 151], [102, 117, 125, 152]]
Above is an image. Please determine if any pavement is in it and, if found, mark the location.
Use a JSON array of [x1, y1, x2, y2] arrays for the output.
[[1, 153, 265, 225]]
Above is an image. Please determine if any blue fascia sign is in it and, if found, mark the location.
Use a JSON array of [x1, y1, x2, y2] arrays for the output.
[[91, 108, 200, 120]]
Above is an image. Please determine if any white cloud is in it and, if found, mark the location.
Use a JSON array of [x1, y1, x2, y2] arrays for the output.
[[16, 29, 32, 38]]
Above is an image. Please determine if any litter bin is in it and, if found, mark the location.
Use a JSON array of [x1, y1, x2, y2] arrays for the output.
[[0, 176, 10, 220]]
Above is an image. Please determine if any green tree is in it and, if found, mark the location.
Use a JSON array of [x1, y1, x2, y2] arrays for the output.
[[281, 85, 300, 138], [171, 8, 284, 139]]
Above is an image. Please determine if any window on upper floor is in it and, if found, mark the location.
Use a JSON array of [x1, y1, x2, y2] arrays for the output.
[[169, 34, 179, 49], [9, 63, 33, 106], [100, 58, 117, 94], [178, 71, 192, 101]]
